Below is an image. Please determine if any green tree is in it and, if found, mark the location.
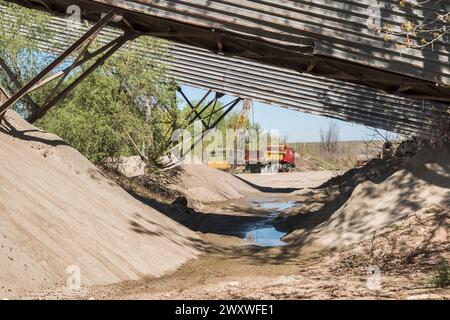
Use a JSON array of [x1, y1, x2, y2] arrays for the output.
[[0, 1, 179, 164], [380, 0, 449, 51], [37, 35, 178, 163], [0, 0, 54, 116], [179, 99, 266, 156]]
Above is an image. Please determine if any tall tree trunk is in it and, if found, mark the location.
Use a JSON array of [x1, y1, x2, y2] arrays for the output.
[[145, 98, 153, 155]]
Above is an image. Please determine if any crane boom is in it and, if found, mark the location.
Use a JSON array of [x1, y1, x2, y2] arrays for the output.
[[235, 99, 252, 131]]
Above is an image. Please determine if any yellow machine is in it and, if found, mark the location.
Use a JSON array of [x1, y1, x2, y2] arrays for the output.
[[207, 99, 252, 171], [235, 98, 252, 130], [207, 148, 232, 170]]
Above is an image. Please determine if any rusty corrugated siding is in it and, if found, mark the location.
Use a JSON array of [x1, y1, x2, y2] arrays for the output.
[[5, 0, 450, 102], [0, 3, 449, 135]]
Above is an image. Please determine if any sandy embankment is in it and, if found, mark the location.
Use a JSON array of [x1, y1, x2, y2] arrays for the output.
[[0, 110, 200, 298], [285, 145, 450, 249], [161, 159, 258, 206]]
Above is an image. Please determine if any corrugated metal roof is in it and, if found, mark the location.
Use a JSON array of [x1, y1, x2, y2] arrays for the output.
[[166, 43, 448, 135], [1, 4, 448, 135], [5, 0, 450, 103]]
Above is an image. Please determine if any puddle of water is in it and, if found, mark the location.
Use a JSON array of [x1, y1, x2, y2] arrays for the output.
[[245, 227, 287, 247], [243, 200, 295, 247]]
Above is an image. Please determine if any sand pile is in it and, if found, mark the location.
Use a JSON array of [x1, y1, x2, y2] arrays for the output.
[[0, 111, 199, 298], [163, 158, 257, 206], [332, 203, 449, 275], [288, 145, 450, 249]]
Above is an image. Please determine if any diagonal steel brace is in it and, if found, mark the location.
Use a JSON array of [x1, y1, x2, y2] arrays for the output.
[[0, 10, 118, 116]]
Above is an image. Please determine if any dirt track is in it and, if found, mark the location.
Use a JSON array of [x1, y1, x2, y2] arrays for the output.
[[2, 117, 446, 300], [79, 171, 448, 300], [236, 171, 336, 191], [0, 111, 200, 299]]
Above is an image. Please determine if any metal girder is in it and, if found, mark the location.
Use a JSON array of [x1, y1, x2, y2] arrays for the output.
[[207, 97, 242, 130], [206, 98, 219, 129], [177, 87, 240, 131], [177, 87, 211, 128], [166, 88, 242, 151], [1, 4, 448, 135], [187, 96, 242, 155], [197, 93, 225, 126], [28, 32, 136, 123], [4, 0, 450, 103], [0, 58, 41, 115], [0, 9, 131, 120], [25, 35, 129, 96]]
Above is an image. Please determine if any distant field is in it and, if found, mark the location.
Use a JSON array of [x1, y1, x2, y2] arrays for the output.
[[289, 140, 383, 171], [290, 141, 368, 156]]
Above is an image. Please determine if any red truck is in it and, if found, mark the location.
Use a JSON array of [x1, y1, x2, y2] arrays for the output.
[[245, 144, 296, 173]]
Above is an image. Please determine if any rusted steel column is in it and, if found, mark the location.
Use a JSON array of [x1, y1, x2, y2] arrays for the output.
[[0, 58, 40, 114], [28, 32, 136, 123], [0, 10, 117, 115], [25, 35, 127, 96]]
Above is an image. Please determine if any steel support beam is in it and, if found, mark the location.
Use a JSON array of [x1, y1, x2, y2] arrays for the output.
[[190, 92, 225, 127], [165, 89, 242, 152], [0, 57, 41, 115], [27, 31, 136, 123], [203, 98, 241, 123], [0, 10, 118, 116], [188, 97, 242, 154], [25, 35, 129, 96], [207, 98, 242, 130], [177, 87, 210, 128], [207, 99, 219, 128]]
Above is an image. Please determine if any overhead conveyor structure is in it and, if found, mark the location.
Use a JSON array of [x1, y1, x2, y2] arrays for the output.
[[4, 0, 450, 101], [0, 0, 449, 135], [0, 8, 138, 121]]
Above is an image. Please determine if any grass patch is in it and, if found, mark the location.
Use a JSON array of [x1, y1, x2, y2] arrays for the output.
[[429, 261, 450, 288]]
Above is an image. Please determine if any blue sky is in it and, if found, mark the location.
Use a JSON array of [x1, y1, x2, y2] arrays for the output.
[[178, 85, 393, 143]]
